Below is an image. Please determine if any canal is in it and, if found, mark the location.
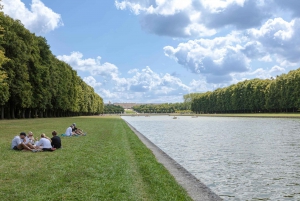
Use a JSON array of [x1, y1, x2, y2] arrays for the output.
[[122, 116, 300, 200]]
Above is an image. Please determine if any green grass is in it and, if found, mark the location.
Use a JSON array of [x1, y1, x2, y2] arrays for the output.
[[174, 113, 300, 118], [0, 117, 192, 201], [124, 109, 136, 114]]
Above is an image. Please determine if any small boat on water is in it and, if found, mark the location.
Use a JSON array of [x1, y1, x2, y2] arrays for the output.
[[192, 116, 198, 118], [173, 116, 177, 119]]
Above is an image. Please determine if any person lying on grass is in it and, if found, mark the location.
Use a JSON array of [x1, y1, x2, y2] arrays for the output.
[[35, 133, 56, 152], [51, 131, 61, 149], [11, 132, 37, 152], [72, 123, 86, 136]]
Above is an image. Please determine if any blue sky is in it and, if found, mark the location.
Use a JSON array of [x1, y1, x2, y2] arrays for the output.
[[2, 0, 300, 103]]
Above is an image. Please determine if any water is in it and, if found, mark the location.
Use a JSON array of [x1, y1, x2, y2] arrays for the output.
[[121, 116, 300, 200]]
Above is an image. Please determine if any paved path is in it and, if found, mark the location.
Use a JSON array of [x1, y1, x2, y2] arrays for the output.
[[124, 120, 223, 201]]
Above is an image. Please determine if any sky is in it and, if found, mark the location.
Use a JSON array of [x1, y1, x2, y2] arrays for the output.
[[2, 0, 300, 103]]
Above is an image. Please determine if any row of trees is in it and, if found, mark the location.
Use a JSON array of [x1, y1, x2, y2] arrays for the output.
[[191, 68, 300, 114], [103, 104, 124, 114], [0, 9, 104, 119], [132, 103, 191, 113]]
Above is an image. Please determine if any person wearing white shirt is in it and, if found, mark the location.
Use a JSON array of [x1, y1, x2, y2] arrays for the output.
[[65, 125, 74, 136], [36, 133, 56, 151], [11, 132, 36, 152], [25, 131, 35, 146]]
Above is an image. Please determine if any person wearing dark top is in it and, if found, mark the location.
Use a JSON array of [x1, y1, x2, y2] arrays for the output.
[[51, 131, 61, 149], [72, 123, 78, 132]]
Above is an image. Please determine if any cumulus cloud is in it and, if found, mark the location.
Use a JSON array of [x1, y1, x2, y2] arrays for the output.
[[249, 18, 300, 64], [58, 52, 193, 102], [164, 32, 250, 83], [115, 0, 274, 37], [57, 52, 122, 83], [201, 0, 270, 29], [2, 0, 63, 34]]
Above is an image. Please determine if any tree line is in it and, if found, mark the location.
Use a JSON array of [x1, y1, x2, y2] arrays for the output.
[[191, 69, 300, 114], [103, 104, 124, 114], [132, 103, 191, 113], [0, 9, 103, 119]]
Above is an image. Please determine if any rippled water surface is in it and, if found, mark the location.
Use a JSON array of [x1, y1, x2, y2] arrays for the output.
[[122, 116, 300, 200]]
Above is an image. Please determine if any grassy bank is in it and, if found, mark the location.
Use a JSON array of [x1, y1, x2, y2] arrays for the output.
[[169, 113, 300, 118], [0, 117, 192, 201]]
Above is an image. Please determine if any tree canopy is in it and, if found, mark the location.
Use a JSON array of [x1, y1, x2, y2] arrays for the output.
[[0, 12, 103, 119], [191, 69, 300, 114], [103, 104, 124, 114]]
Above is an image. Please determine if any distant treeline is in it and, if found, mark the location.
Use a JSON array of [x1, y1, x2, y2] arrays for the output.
[[0, 12, 103, 119], [191, 69, 300, 114], [104, 104, 124, 114], [132, 102, 190, 113]]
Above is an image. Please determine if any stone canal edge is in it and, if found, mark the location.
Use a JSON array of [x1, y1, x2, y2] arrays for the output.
[[124, 120, 223, 201]]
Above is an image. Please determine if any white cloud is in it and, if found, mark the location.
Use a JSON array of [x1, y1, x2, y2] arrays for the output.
[[115, 0, 273, 37], [269, 65, 285, 73], [2, 0, 63, 34], [58, 52, 193, 103], [164, 32, 250, 83], [249, 18, 300, 64], [57, 52, 120, 82], [259, 55, 272, 62], [116, 0, 215, 37], [83, 76, 102, 89]]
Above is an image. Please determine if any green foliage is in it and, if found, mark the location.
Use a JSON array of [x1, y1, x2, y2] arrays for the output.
[[0, 13, 103, 118], [133, 103, 190, 113], [0, 117, 192, 200], [191, 69, 300, 114], [104, 104, 125, 114]]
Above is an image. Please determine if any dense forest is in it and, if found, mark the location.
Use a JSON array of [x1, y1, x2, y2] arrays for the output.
[[0, 8, 103, 119], [103, 104, 124, 114], [191, 69, 300, 114]]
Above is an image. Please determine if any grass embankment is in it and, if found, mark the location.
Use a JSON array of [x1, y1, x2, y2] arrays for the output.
[[0, 117, 192, 201], [172, 113, 300, 118]]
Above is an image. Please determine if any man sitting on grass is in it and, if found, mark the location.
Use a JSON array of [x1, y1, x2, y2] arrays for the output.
[[11, 132, 37, 152]]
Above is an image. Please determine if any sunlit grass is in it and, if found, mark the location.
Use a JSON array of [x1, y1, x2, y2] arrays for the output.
[[175, 113, 300, 118], [0, 117, 192, 201]]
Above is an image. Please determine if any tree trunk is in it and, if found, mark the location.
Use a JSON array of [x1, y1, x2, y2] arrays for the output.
[[1, 105, 4, 119]]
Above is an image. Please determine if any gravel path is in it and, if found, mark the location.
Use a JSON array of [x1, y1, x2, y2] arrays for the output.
[[124, 120, 223, 201]]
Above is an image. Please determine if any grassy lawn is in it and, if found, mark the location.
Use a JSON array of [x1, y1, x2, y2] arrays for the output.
[[124, 109, 136, 114], [0, 117, 192, 201]]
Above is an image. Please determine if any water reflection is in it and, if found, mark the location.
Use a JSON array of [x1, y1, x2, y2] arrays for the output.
[[122, 116, 300, 201]]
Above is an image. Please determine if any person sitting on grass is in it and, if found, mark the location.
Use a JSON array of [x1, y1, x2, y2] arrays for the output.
[[51, 131, 61, 149], [65, 124, 74, 137], [72, 123, 86, 136], [25, 131, 35, 146], [36, 133, 56, 151], [11, 132, 37, 152]]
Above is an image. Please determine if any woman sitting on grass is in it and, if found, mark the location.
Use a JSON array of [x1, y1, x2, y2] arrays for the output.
[[36, 133, 56, 151], [72, 123, 87, 136], [25, 131, 35, 146]]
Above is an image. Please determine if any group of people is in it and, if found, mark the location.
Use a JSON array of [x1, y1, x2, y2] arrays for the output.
[[11, 122, 86, 152], [64, 123, 86, 137], [11, 131, 61, 152]]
